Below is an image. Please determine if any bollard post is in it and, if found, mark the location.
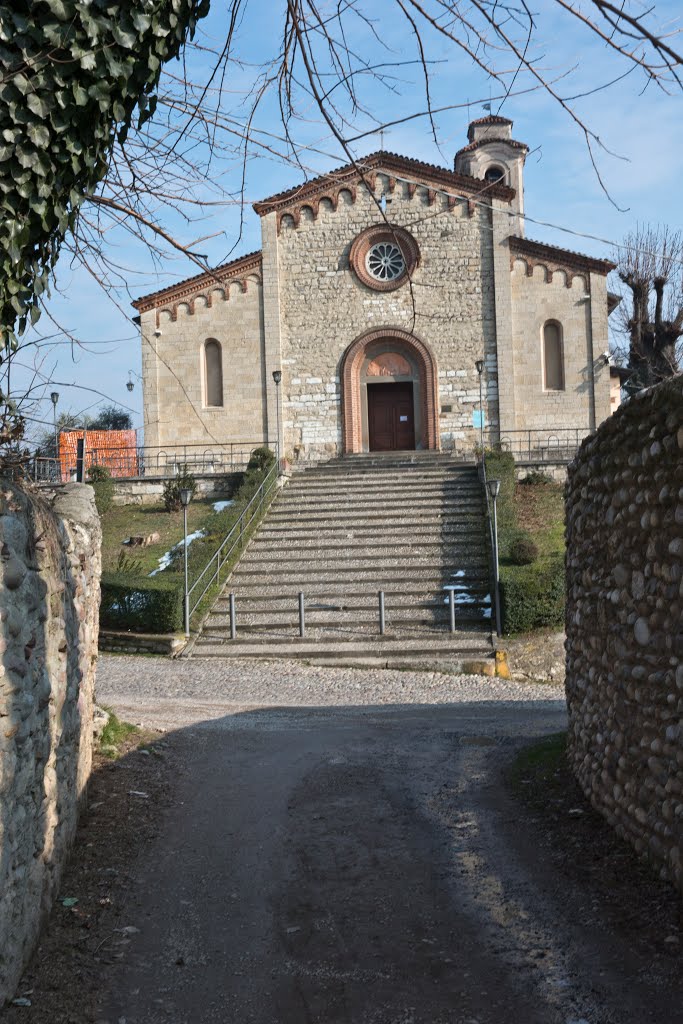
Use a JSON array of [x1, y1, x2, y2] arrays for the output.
[[449, 589, 456, 633], [229, 592, 236, 640], [298, 591, 305, 638], [379, 590, 385, 635]]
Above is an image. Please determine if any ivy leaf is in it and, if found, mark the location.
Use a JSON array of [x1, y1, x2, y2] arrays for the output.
[[46, 0, 71, 20], [27, 93, 50, 118], [28, 123, 51, 149]]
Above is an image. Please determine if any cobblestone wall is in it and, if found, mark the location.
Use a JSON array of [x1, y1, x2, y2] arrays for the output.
[[565, 375, 683, 891], [0, 483, 101, 1005]]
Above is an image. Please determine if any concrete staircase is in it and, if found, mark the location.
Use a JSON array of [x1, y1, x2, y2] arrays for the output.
[[190, 452, 494, 666]]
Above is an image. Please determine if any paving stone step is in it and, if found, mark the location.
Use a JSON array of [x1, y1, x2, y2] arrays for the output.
[[264, 512, 483, 527], [290, 471, 481, 487], [255, 524, 485, 540], [205, 611, 490, 630], [244, 539, 487, 557], [283, 477, 481, 491], [214, 587, 490, 607], [191, 452, 491, 660], [274, 502, 482, 516], [285, 482, 479, 496], [193, 630, 491, 650], [237, 543, 487, 560], [230, 571, 488, 588], [190, 634, 493, 662], [223, 577, 491, 598], [270, 502, 484, 518]]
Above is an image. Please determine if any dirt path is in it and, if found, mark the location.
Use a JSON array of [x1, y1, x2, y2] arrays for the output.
[[7, 659, 681, 1023], [97, 705, 566, 1024]]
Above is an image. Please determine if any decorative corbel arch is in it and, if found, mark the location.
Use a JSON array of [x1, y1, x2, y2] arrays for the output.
[[341, 327, 439, 453]]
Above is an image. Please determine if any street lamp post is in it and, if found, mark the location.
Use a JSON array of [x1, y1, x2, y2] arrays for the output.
[[50, 391, 60, 482], [475, 359, 485, 458], [487, 477, 502, 637], [272, 369, 282, 473], [179, 487, 193, 639]]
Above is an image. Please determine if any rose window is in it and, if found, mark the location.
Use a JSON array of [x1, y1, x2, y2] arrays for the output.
[[349, 225, 419, 291], [366, 242, 405, 282]]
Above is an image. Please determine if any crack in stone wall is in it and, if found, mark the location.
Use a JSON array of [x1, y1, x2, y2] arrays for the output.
[[565, 376, 683, 891]]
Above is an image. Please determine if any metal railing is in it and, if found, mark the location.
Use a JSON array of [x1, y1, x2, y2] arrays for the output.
[[187, 459, 279, 621], [483, 427, 587, 463], [29, 441, 275, 483]]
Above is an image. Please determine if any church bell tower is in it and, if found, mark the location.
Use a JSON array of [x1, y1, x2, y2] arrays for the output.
[[454, 116, 528, 236]]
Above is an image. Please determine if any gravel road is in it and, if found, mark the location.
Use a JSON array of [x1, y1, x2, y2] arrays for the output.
[[94, 656, 680, 1024], [96, 654, 565, 731]]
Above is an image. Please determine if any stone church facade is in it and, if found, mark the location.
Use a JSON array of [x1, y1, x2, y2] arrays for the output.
[[133, 116, 617, 462]]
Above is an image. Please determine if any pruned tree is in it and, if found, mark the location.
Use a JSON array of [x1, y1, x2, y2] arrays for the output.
[[613, 227, 683, 394]]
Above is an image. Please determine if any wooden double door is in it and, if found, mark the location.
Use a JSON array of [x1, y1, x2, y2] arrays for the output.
[[367, 381, 415, 451]]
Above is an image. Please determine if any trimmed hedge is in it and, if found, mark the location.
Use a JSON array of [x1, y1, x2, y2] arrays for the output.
[[499, 556, 565, 634], [100, 571, 184, 634]]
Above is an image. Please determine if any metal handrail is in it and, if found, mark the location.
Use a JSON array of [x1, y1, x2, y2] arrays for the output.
[[187, 460, 279, 619]]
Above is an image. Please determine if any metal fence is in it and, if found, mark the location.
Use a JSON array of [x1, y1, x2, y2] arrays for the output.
[[28, 441, 276, 484], [483, 427, 587, 463]]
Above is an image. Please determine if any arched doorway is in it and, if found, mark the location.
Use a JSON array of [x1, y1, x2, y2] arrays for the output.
[[340, 329, 439, 454]]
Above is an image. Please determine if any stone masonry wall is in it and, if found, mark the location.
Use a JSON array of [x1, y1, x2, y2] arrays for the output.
[[565, 375, 683, 891], [274, 178, 500, 460], [0, 483, 101, 1005], [141, 276, 268, 449], [509, 260, 612, 433]]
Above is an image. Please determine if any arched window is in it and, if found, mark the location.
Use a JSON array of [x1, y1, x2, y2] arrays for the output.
[[204, 339, 223, 407], [543, 321, 564, 391], [484, 166, 505, 185]]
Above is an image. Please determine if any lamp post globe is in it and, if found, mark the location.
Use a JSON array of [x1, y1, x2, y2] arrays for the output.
[[50, 391, 60, 470], [474, 360, 485, 457], [271, 369, 282, 472]]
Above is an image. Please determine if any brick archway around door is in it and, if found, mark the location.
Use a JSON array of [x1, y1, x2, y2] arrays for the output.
[[341, 328, 440, 453]]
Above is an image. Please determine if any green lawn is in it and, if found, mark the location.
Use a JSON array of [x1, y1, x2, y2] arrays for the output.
[[506, 477, 565, 564], [100, 499, 222, 576], [485, 451, 566, 633]]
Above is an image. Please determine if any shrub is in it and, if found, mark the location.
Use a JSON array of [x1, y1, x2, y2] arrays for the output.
[[246, 446, 276, 473], [116, 549, 144, 575], [499, 556, 565, 634], [100, 572, 184, 634], [509, 534, 539, 565], [520, 470, 553, 486], [87, 464, 115, 515], [162, 466, 197, 512], [88, 463, 111, 482]]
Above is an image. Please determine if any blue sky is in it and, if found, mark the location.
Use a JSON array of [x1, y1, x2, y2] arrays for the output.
[[17, 0, 683, 442]]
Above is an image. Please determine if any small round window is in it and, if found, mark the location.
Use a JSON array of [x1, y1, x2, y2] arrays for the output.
[[349, 225, 420, 292], [366, 242, 405, 282]]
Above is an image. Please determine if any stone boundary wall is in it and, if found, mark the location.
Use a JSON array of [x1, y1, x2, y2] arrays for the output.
[[0, 483, 101, 1005], [565, 375, 683, 891], [98, 629, 185, 656], [110, 471, 243, 506]]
